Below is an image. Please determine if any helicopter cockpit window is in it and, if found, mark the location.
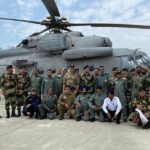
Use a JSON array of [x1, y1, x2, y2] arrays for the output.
[[136, 55, 150, 67]]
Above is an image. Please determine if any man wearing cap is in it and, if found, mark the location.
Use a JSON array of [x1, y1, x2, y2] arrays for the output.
[[16, 66, 30, 116], [75, 86, 91, 121], [95, 66, 109, 95], [39, 88, 57, 120], [1, 65, 17, 118], [41, 69, 56, 98], [57, 86, 76, 120], [88, 87, 107, 122], [22, 89, 41, 118], [102, 90, 122, 124], [80, 65, 94, 93], [114, 70, 127, 122], [63, 64, 80, 93], [30, 68, 43, 96]]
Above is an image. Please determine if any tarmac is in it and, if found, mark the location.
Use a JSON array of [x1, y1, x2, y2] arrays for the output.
[[0, 96, 149, 150]]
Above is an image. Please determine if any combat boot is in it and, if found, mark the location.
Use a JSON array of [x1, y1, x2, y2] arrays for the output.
[[17, 109, 21, 117], [11, 110, 18, 117], [6, 110, 10, 118]]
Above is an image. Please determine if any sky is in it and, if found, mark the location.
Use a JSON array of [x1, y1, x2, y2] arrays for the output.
[[0, 0, 150, 56]]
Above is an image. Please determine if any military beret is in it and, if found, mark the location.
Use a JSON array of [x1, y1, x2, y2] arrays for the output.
[[69, 64, 75, 68], [96, 86, 103, 90], [83, 65, 89, 70], [112, 67, 118, 71], [6, 65, 13, 70], [80, 85, 89, 91]]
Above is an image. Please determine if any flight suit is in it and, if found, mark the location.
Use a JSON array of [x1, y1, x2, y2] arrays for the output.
[[75, 94, 91, 121], [114, 78, 127, 120], [41, 77, 56, 96], [95, 73, 109, 94], [1, 72, 17, 116], [30, 75, 43, 95], [63, 72, 80, 90], [16, 73, 30, 115], [57, 92, 75, 118], [80, 73, 94, 93], [54, 75, 63, 98], [39, 94, 57, 119], [88, 93, 107, 121]]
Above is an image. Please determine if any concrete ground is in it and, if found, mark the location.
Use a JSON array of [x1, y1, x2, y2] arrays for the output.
[[0, 97, 149, 150]]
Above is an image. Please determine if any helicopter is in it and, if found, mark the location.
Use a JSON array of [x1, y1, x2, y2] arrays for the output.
[[0, 0, 150, 75]]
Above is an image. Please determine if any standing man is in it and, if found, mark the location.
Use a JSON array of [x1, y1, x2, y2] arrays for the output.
[[16, 66, 30, 116], [57, 86, 76, 120], [63, 64, 80, 93], [30, 68, 43, 95], [1, 65, 17, 118], [41, 69, 56, 98], [95, 66, 109, 95], [102, 90, 122, 124], [39, 88, 57, 120], [54, 68, 63, 98], [88, 87, 107, 122], [114, 71, 127, 122], [80, 65, 95, 93]]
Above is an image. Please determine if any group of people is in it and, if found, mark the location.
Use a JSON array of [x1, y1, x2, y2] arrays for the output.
[[0, 64, 150, 129]]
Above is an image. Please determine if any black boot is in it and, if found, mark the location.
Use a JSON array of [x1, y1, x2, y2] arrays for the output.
[[17, 109, 21, 117], [11, 110, 18, 117], [6, 110, 10, 118]]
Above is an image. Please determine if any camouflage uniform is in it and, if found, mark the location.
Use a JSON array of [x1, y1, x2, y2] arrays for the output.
[[39, 94, 57, 119], [41, 77, 56, 96], [108, 76, 117, 90], [95, 73, 109, 94], [57, 92, 75, 118], [1, 72, 16, 116], [88, 93, 107, 121], [63, 72, 80, 90], [75, 94, 91, 121], [132, 96, 150, 122], [131, 75, 146, 111], [16, 73, 30, 114], [30, 75, 43, 95], [80, 73, 94, 93]]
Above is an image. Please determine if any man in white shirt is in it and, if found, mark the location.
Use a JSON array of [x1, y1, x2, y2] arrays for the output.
[[102, 90, 122, 124]]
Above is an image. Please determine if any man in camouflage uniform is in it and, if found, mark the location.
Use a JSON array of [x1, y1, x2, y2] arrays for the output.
[[95, 66, 109, 95], [131, 66, 147, 111], [41, 69, 56, 98], [88, 86, 107, 122], [1, 65, 17, 118], [122, 68, 133, 116], [30, 68, 43, 95], [39, 88, 57, 120], [57, 86, 76, 120], [16, 66, 30, 116], [132, 88, 150, 129], [114, 71, 127, 121], [63, 64, 80, 93], [75, 86, 91, 121], [80, 65, 94, 93]]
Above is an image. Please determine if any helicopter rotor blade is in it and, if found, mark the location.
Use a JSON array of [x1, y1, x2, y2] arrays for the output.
[[69, 23, 150, 29], [29, 28, 50, 37], [42, 0, 60, 18], [0, 17, 43, 25]]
